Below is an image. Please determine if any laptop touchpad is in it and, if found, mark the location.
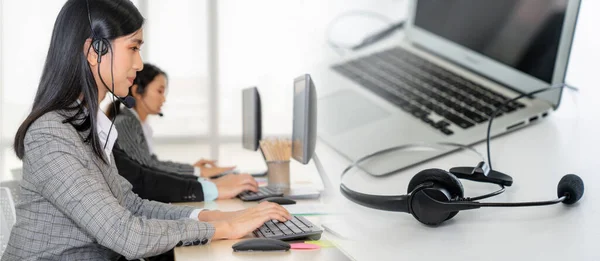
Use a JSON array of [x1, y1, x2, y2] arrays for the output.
[[319, 90, 390, 135]]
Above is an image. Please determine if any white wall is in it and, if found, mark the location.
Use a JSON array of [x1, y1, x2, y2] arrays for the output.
[[1, 0, 597, 180], [217, 0, 405, 137], [565, 0, 600, 92]]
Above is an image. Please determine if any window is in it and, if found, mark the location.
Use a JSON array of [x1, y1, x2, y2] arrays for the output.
[[0, 0, 140, 180], [143, 0, 210, 139], [1, 0, 67, 180]]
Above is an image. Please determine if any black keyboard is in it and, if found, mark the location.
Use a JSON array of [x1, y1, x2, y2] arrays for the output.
[[238, 187, 284, 201], [253, 215, 323, 241], [332, 47, 526, 135]]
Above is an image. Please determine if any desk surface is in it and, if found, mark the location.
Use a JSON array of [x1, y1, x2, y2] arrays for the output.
[[172, 200, 351, 261], [178, 1, 599, 260], [171, 46, 600, 261], [305, 84, 600, 261]]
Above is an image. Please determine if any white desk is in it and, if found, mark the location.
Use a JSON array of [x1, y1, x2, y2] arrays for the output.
[[172, 0, 600, 259], [172, 199, 351, 261], [308, 87, 600, 261]]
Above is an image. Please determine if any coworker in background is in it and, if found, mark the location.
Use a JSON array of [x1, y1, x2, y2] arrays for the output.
[[113, 144, 255, 202], [2, 0, 290, 260], [107, 63, 258, 201], [107, 63, 231, 178]]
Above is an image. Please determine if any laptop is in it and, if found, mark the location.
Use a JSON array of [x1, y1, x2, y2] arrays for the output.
[[316, 0, 581, 176]]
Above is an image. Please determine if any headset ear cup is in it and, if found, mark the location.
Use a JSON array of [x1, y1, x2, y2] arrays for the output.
[[92, 38, 109, 57], [408, 169, 464, 221]]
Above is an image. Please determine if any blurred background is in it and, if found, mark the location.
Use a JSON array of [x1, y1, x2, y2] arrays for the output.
[[0, 0, 598, 181]]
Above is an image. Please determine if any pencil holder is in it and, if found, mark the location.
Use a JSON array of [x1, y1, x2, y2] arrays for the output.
[[260, 137, 292, 192], [266, 160, 291, 191]]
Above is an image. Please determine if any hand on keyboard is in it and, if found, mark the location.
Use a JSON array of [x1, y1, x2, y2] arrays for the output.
[[213, 173, 259, 199], [210, 202, 292, 240]]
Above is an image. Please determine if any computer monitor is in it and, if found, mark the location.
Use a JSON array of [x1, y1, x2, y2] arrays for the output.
[[242, 87, 262, 151], [291, 74, 317, 165]]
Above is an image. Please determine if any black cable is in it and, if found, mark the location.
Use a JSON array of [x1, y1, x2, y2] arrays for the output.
[[464, 185, 505, 201], [351, 20, 405, 51], [340, 142, 486, 178], [340, 142, 504, 201], [87, 0, 117, 150], [485, 84, 578, 170], [99, 42, 117, 150], [326, 10, 403, 55], [476, 196, 565, 207]]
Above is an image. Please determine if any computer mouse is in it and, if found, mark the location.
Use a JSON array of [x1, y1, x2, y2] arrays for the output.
[[232, 238, 290, 252], [259, 197, 297, 205]]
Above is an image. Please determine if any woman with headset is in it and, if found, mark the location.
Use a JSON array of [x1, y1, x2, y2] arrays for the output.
[[106, 63, 259, 201], [2, 0, 290, 260]]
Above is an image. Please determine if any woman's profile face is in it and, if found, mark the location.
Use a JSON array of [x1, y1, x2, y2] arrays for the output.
[[97, 28, 144, 97], [140, 74, 167, 115]]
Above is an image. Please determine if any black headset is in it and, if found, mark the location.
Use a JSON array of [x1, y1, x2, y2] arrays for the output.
[[339, 84, 585, 226], [85, 0, 135, 150], [86, 0, 134, 109]]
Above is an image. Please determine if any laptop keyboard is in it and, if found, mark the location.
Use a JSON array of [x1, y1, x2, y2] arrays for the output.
[[238, 187, 284, 201], [332, 47, 526, 135], [253, 215, 323, 241]]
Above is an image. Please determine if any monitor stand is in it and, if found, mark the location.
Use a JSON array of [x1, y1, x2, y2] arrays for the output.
[[284, 153, 333, 200]]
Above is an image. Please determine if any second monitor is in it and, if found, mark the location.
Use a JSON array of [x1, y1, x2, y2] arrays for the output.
[[292, 74, 318, 165]]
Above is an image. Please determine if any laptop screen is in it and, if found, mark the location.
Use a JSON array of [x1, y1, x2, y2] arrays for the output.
[[414, 0, 568, 83]]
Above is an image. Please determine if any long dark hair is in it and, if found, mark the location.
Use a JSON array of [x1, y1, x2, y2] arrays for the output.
[[106, 63, 167, 119], [13, 0, 144, 163]]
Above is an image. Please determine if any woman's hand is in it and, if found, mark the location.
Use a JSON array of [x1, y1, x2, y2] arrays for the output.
[[194, 159, 237, 178], [209, 202, 292, 240], [212, 174, 259, 199], [194, 159, 217, 168], [197, 209, 243, 222]]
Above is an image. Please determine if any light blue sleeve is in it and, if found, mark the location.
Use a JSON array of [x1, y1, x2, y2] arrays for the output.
[[198, 178, 218, 201]]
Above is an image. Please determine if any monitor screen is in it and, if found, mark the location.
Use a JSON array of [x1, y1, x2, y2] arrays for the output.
[[292, 74, 317, 165], [414, 0, 569, 83], [242, 87, 261, 151]]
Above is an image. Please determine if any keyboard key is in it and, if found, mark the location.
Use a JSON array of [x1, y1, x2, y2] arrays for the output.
[[332, 47, 530, 133], [444, 113, 475, 129], [461, 110, 488, 123], [440, 128, 454, 135], [288, 225, 303, 234], [434, 120, 450, 129], [259, 226, 273, 236], [296, 216, 314, 228], [421, 117, 435, 125]]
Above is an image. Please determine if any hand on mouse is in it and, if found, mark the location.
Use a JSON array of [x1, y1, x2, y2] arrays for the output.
[[210, 202, 292, 240], [213, 174, 258, 199]]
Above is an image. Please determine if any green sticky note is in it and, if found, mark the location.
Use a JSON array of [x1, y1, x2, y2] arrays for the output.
[[304, 240, 335, 248]]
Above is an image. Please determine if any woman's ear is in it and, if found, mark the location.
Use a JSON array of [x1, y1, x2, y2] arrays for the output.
[[131, 84, 140, 97], [84, 39, 99, 66]]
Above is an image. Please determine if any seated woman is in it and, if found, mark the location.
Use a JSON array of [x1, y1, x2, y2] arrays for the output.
[[3, 1, 289, 259], [107, 63, 257, 201]]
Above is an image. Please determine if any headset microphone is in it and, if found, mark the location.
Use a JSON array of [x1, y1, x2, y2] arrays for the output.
[[119, 95, 136, 109], [409, 174, 584, 225], [339, 83, 584, 226]]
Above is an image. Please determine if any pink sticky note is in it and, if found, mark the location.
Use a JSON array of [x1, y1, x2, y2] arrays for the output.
[[290, 243, 320, 250]]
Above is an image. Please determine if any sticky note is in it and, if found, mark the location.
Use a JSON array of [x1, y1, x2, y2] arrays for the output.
[[304, 240, 335, 248], [290, 243, 320, 250]]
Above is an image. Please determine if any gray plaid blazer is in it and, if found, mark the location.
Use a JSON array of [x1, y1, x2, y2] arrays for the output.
[[113, 109, 195, 175], [1, 110, 214, 260]]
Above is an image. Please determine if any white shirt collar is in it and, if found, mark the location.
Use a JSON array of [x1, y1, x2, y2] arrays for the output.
[[97, 110, 118, 162], [128, 108, 154, 154], [75, 99, 117, 162]]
